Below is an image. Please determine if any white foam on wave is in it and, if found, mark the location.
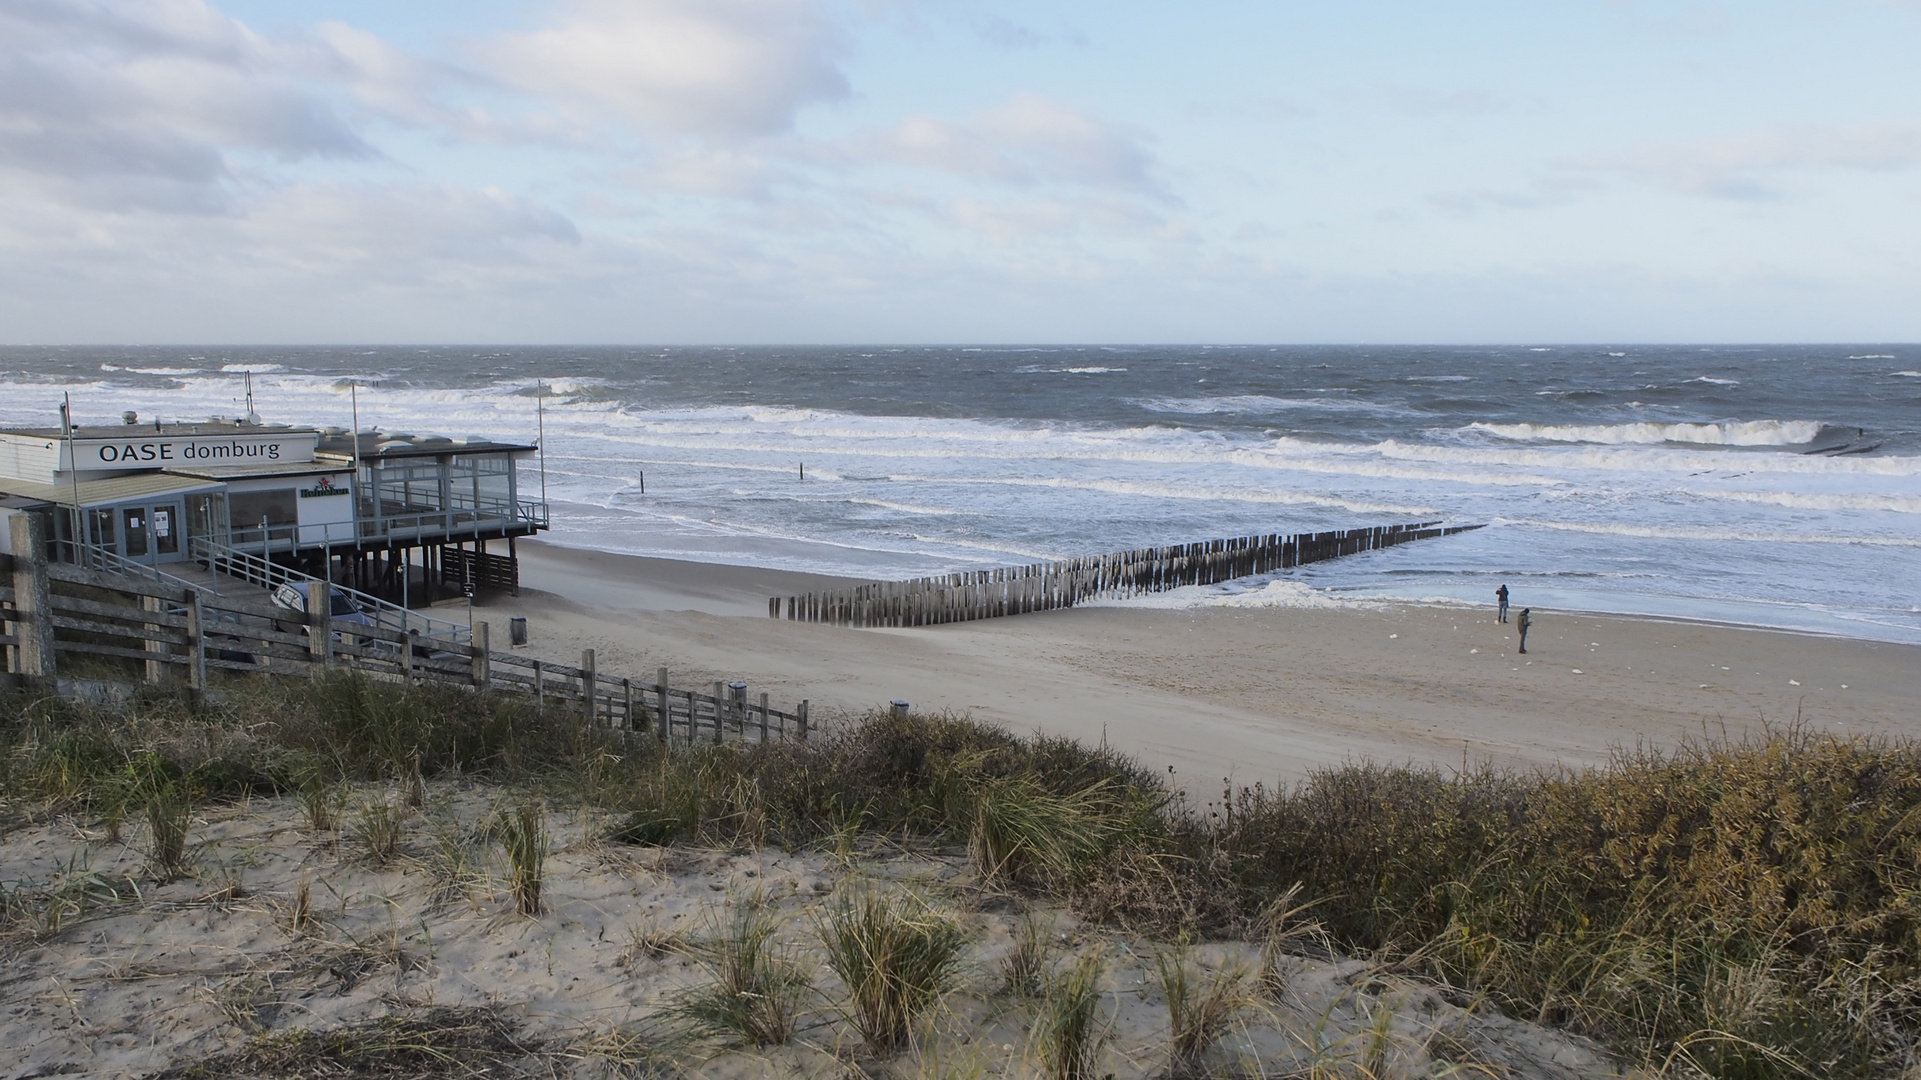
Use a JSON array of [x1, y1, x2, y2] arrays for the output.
[[1015, 365, 1128, 374], [1140, 394, 1410, 416], [1851, 355, 1896, 360], [1893, 371, 1921, 378], [100, 364, 201, 375], [1498, 518, 1921, 547], [1470, 419, 1820, 446], [1406, 375, 1470, 382], [1087, 578, 1377, 612], [1704, 489, 1921, 514], [220, 363, 284, 374], [1687, 376, 1740, 386]]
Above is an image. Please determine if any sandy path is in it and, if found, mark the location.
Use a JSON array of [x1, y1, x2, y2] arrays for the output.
[[477, 541, 1921, 787]]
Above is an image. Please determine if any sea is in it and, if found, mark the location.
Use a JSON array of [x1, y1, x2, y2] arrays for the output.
[[1, 345, 1916, 644]]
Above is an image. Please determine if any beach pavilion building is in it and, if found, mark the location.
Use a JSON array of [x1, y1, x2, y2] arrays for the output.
[[0, 414, 547, 603]]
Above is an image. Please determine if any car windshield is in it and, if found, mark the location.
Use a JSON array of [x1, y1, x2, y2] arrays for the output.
[[329, 593, 360, 616]]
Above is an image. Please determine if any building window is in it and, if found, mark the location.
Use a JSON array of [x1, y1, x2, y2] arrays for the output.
[[228, 489, 297, 540], [187, 492, 226, 546]]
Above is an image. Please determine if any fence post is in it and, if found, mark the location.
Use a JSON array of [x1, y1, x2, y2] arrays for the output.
[[797, 700, 809, 741], [471, 621, 490, 689], [142, 594, 170, 686], [401, 631, 415, 686], [183, 589, 206, 704], [656, 667, 669, 741], [582, 648, 597, 729], [9, 514, 53, 685], [758, 691, 769, 742], [623, 677, 634, 730], [306, 578, 331, 671], [532, 659, 544, 713], [712, 681, 725, 744]]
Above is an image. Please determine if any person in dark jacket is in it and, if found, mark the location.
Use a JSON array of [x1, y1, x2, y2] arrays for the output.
[[1496, 584, 1510, 623], [1517, 607, 1532, 654]]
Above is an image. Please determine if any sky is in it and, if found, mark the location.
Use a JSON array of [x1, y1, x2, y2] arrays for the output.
[[2, 0, 1919, 344]]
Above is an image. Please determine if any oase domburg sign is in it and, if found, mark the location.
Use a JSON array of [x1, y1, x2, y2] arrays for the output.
[[69, 433, 316, 469]]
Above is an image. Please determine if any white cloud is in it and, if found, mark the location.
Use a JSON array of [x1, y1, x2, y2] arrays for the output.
[[1562, 122, 1921, 199], [475, 0, 848, 139], [851, 93, 1159, 192], [0, 0, 373, 212]]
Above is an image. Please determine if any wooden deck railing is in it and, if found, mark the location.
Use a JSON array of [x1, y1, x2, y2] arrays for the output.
[[2, 514, 806, 743]]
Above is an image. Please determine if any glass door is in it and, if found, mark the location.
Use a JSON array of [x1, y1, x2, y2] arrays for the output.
[[121, 507, 151, 562], [150, 502, 183, 561], [112, 502, 187, 565]]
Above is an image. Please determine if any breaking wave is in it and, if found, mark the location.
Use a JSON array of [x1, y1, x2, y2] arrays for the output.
[[1470, 419, 1822, 446]]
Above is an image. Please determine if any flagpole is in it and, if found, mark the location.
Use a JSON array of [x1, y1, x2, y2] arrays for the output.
[[65, 393, 80, 565]]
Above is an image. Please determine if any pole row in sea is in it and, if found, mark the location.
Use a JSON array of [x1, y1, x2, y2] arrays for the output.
[[767, 521, 1482, 627]]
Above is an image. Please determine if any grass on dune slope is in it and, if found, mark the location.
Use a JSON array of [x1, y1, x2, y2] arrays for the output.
[[1, 672, 1917, 1079]]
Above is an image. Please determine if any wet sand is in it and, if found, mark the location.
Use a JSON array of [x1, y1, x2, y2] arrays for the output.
[[477, 539, 1921, 786]]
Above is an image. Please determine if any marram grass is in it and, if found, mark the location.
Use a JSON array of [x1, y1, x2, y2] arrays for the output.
[[5, 678, 1921, 1078]]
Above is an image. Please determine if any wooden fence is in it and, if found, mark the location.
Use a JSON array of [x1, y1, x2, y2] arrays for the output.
[[771, 521, 1483, 627], [0, 516, 806, 744]]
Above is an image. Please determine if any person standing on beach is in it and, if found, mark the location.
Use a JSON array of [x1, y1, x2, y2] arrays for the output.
[[1517, 607, 1531, 654], [1496, 584, 1510, 623]]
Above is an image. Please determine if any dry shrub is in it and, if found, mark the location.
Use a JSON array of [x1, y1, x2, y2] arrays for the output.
[[152, 1005, 535, 1079], [1211, 726, 1921, 1078]]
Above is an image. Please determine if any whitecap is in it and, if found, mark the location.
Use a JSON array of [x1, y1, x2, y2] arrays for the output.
[[1892, 371, 1921, 378], [1406, 375, 1470, 382], [1687, 376, 1740, 386], [1469, 419, 1820, 446], [103, 365, 201, 376], [1140, 394, 1410, 416], [220, 363, 284, 373], [1850, 355, 1896, 360]]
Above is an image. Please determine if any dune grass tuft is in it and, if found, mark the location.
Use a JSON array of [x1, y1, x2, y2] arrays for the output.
[[494, 799, 547, 917], [665, 894, 809, 1047], [1033, 949, 1110, 1080], [1153, 943, 1258, 1077], [969, 773, 1115, 888], [1000, 911, 1057, 999], [351, 797, 405, 865], [142, 777, 194, 881], [818, 884, 968, 1050]]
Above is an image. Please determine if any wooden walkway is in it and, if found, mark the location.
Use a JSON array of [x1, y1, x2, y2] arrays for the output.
[[770, 521, 1481, 628]]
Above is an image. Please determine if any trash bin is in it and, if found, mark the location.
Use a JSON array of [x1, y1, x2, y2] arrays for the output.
[[509, 616, 528, 646], [890, 699, 910, 718], [729, 681, 748, 706]]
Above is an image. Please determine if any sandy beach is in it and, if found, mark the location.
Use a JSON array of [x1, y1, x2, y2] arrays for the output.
[[481, 540, 1921, 788]]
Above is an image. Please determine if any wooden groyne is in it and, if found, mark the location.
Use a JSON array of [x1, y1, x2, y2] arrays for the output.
[[769, 521, 1482, 627]]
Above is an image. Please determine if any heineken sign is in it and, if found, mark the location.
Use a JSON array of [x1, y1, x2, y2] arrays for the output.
[[299, 476, 351, 498]]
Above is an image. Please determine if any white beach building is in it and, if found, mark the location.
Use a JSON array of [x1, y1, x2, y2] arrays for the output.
[[0, 414, 547, 601]]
